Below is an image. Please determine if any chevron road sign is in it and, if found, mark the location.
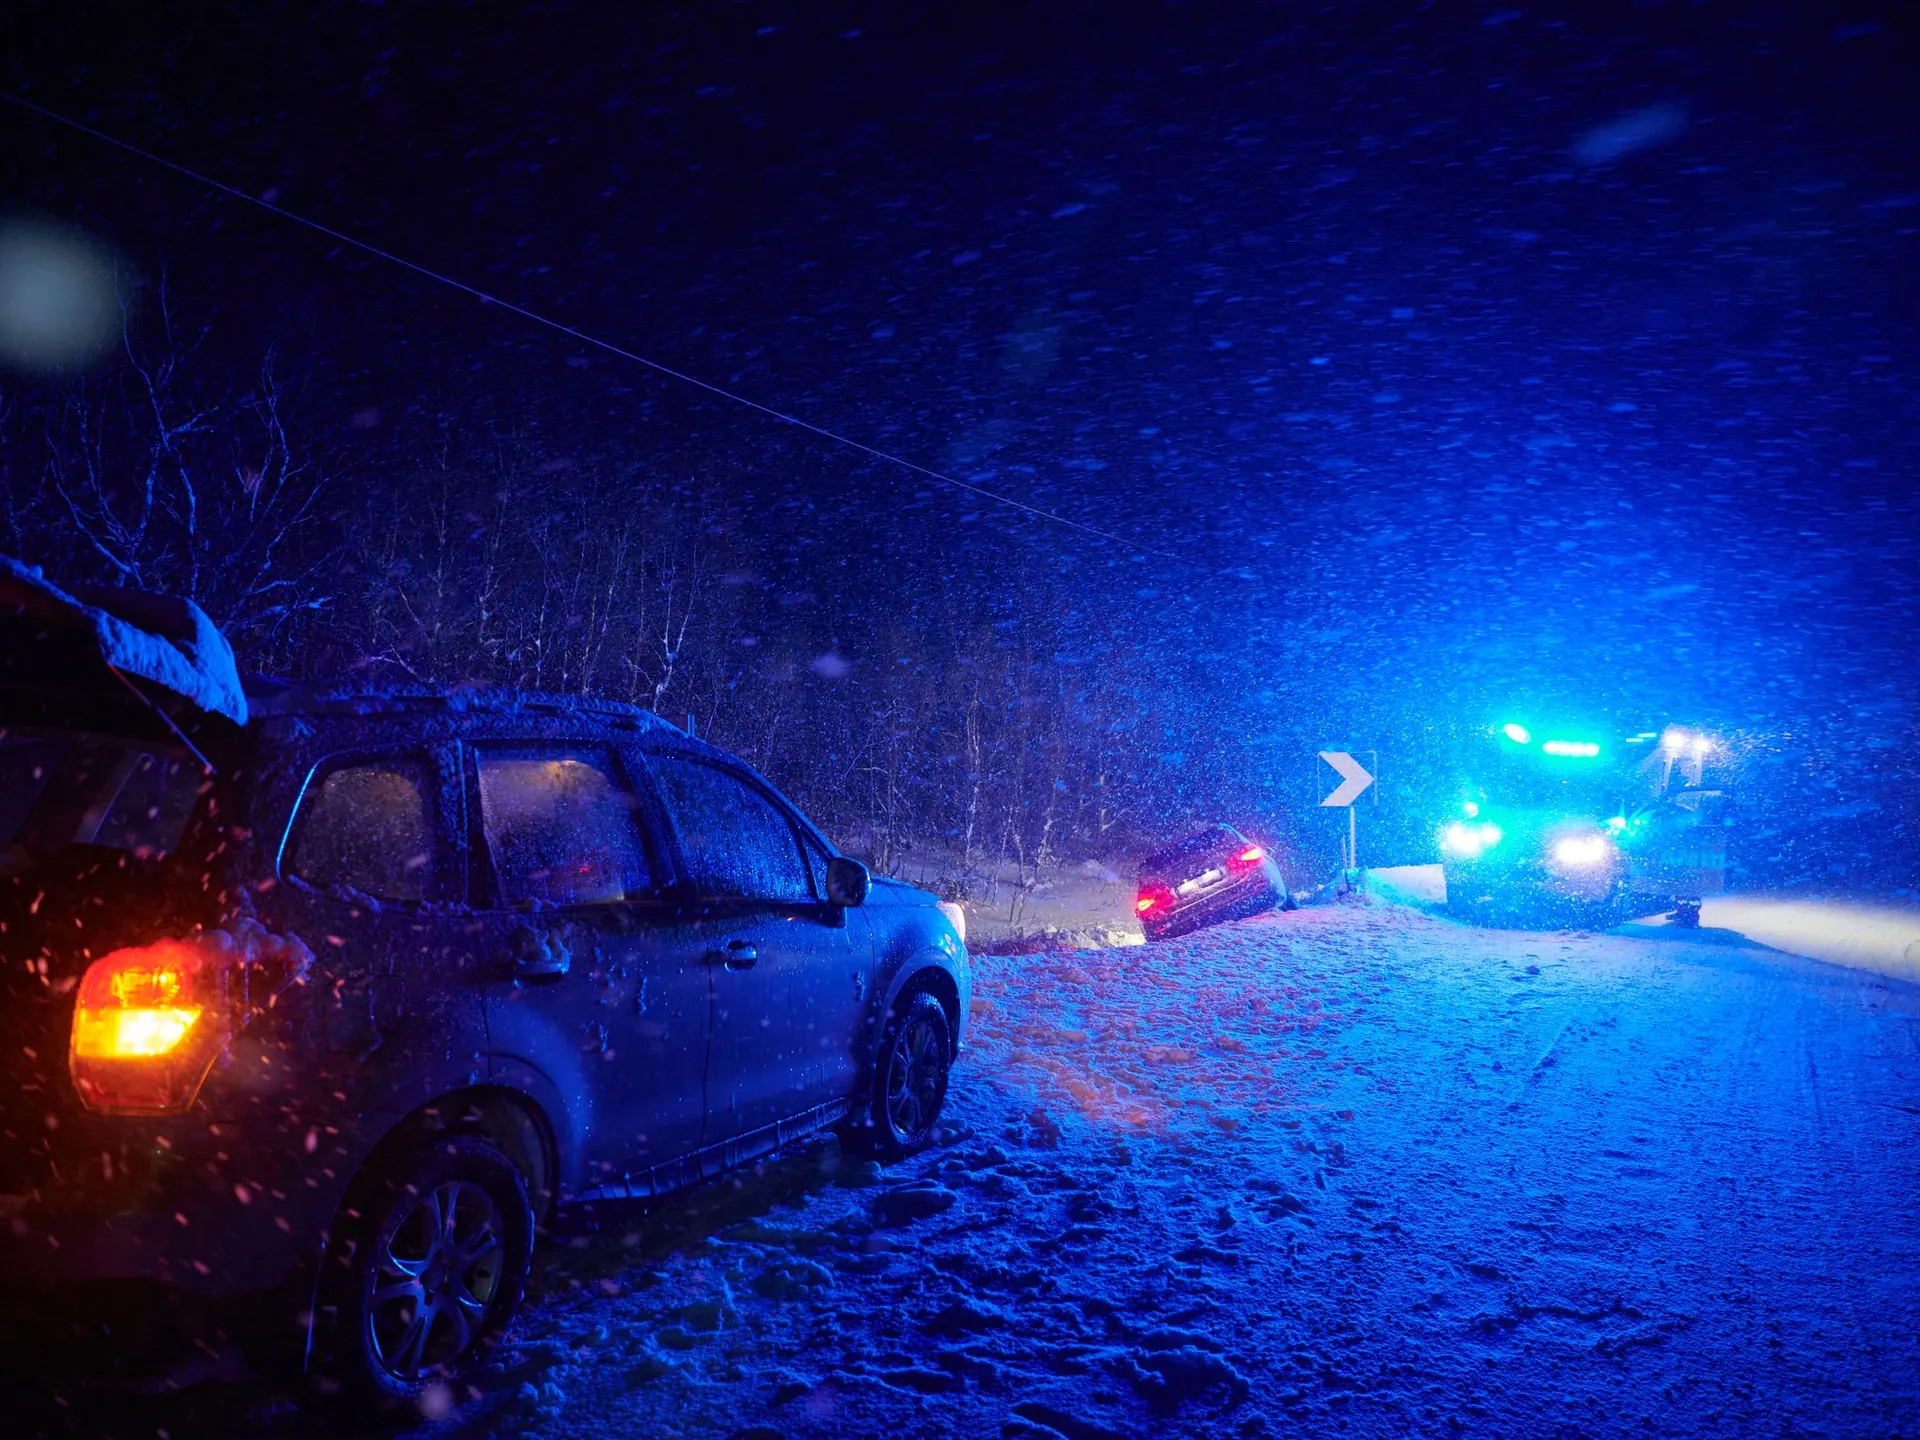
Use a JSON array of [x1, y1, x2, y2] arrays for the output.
[[1317, 750, 1376, 887], [1318, 751, 1375, 808]]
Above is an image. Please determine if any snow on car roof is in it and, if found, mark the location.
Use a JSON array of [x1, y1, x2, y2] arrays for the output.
[[243, 679, 682, 731], [0, 554, 249, 725]]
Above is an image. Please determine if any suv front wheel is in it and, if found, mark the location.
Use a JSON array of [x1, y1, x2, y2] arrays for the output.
[[844, 991, 952, 1159], [317, 1134, 534, 1408]]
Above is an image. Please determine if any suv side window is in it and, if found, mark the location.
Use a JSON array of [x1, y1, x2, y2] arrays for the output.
[[647, 752, 812, 903], [286, 756, 439, 902], [475, 748, 652, 906]]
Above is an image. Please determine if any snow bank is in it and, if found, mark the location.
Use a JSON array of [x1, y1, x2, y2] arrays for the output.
[[1693, 895, 1920, 984]]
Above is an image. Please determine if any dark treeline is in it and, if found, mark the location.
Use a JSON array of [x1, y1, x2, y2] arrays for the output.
[[0, 300, 1273, 895], [5, 280, 1918, 899]]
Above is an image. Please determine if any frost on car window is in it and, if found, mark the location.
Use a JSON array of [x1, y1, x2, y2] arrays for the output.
[[288, 758, 437, 902], [648, 754, 812, 902], [89, 751, 202, 857], [799, 833, 831, 899], [477, 750, 650, 906]]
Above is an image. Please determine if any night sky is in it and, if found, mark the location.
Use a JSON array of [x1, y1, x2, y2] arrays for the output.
[[3, 2, 1917, 886]]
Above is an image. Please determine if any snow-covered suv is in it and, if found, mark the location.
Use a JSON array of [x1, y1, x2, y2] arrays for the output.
[[0, 559, 969, 1405]]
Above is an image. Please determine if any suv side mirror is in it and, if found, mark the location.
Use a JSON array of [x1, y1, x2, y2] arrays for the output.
[[826, 856, 870, 908]]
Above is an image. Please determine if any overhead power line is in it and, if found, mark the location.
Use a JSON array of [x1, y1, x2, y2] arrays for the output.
[[2, 89, 1195, 567]]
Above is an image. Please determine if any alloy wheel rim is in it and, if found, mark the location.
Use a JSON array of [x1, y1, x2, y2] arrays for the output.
[[885, 1014, 944, 1140], [367, 1178, 506, 1381]]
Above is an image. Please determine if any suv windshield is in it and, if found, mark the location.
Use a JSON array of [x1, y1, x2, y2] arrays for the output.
[[1472, 751, 1632, 812]]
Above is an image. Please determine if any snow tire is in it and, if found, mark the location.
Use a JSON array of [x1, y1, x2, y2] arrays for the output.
[[313, 1134, 534, 1413], [842, 990, 952, 1160]]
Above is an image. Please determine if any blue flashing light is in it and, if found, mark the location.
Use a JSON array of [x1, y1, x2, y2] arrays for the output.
[[1542, 739, 1601, 757], [1462, 801, 1480, 817], [1501, 723, 1532, 744]]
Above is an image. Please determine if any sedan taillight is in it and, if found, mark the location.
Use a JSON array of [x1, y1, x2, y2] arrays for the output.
[[1136, 884, 1175, 916]]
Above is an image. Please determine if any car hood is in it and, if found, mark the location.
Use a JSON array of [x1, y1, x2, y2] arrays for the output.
[[865, 874, 940, 906]]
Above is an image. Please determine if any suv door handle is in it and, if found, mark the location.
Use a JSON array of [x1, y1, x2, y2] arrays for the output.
[[507, 924, 571, 983], [716, 939, 758, 970]]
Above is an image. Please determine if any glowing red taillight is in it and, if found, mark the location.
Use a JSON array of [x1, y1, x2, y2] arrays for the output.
[[1231, 845, 1265, 868], [70, 925, 312, 1115], [1136, 884, 1175, 917], [71, 940, 229, 1114]]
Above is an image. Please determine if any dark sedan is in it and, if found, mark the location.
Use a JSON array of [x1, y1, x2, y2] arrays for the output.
[[1135, 824, 1294, 941]]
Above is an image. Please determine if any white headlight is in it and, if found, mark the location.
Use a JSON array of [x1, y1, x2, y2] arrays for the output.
[[1443, 822, 1501, 858], [936, 900, 967, 946], [1551, 834, 1611, 867]]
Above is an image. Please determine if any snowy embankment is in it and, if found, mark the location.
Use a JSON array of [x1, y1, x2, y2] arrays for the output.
[[470, 899, 1920, 1439], [1371, 861, 1920, 987], [1688, 896, 1920, 985], [888, 852, 1149, 955], [956, 850, 1920, 990]]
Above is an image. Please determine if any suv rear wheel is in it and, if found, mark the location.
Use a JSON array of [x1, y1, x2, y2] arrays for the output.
[[317, 1135, 534, 1408], [843, 991, 952, 1159]]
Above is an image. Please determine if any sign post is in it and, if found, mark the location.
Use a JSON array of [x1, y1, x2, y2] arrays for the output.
[[1318, 750, 1376, 891]]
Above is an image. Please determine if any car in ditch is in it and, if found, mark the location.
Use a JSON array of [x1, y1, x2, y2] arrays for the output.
[[1134, 823, 1294, 941], [0, 557, 969, 1406]]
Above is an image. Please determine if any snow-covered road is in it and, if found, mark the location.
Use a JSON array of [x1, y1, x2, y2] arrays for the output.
[[470, 900, 1919, 1439]]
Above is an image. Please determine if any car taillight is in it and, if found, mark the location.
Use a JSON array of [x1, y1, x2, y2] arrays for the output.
[[1136, 884, 1174, 915], [1229, 845, 1265, 869], [70, 924, 312, 1115], [71, 940, 230, 1114]]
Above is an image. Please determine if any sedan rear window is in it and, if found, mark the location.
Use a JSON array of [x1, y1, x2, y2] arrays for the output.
[[1140, 825, 1238, 882], [476, 750, 652, 906], [287, 758, 438, 902]]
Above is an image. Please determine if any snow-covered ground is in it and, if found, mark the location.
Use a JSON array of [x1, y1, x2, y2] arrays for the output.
[[450, 895, 1919, 1438], [1687, 896, 1920, 986], [25, 894, 1916, 1437], [1371, 863, 1920, 987]]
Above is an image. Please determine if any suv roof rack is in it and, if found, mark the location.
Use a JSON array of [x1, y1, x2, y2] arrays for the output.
[[244, 679, 680, 732]]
